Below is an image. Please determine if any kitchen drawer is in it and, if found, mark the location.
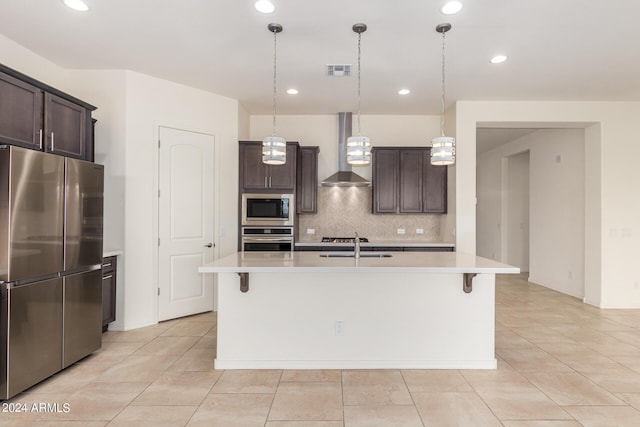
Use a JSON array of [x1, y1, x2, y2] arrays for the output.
[[101, 256, 117, 331]]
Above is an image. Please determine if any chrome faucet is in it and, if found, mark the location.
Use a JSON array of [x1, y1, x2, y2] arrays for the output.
[[354, 232, 361, 259]]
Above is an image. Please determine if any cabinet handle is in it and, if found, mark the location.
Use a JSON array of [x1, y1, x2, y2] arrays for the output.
[[264, 176, 268, 188], [102, 275, 113, 280], [102, 263, 112, 268], [269, 177, 272, 187], [50, 132, 55, 151], [39, 129, 43, 150]]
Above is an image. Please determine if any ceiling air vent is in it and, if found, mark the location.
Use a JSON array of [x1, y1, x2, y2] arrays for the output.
[[327, 64, 351, 77]]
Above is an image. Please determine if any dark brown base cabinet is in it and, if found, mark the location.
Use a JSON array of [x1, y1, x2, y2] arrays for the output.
[[102, 256, 117, 332], [372, 147, 447, 214], [239, 141, 299, 192], [0, 64, 96, 162]]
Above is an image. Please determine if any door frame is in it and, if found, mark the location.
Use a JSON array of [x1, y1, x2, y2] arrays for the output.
[[152, 122, 220, 324]]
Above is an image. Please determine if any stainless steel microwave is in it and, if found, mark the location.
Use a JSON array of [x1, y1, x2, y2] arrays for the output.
[[241, 193, 294, 226]]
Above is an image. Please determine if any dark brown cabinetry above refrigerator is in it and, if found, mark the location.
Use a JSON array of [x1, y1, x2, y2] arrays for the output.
[[239, 141, 299, 192], [372, 147, 447, 214], [0, 64, 96, 161]]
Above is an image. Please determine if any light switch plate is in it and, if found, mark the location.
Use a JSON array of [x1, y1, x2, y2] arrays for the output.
[[416, 228, 424, 234], [307, 228, 315, 235], [397, 228, 406, 235]]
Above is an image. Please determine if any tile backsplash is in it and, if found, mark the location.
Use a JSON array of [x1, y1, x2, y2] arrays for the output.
[[297, 186, 443, 242]]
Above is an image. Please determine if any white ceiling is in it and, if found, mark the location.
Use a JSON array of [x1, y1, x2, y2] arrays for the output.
[[1, 0, 640, 115]]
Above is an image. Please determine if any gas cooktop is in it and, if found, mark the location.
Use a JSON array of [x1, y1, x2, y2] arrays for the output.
[[321, 237, 369, 243]]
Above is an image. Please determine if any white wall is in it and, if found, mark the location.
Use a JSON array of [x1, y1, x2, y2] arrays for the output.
[[0, 33, 69, 90], [505, 150, 530, 272], [477, 129, 584, 298], [457, 101, 640, 308], [250, 115, 442, 182], [122, 71, 239, 329], [238, 104, 250, 140]]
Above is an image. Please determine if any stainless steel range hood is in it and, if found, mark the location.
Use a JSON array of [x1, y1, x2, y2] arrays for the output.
[[321, 112, 370, 187]]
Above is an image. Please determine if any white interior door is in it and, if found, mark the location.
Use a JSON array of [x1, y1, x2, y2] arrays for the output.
[[158, 126, 215, 321]]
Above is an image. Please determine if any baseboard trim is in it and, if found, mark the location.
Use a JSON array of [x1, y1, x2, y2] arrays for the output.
[[214, 358, 497, 370]]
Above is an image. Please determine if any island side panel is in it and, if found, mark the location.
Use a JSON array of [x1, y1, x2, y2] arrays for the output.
[[215, 271, 496, 369]]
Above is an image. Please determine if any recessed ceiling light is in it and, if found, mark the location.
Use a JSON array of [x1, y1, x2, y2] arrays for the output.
[[254, 0, 275, 14], [490, 55, 508, 64], [63, 0, 89, 12], [398, 89, 410, 95], [286, 89, 299, 95], [441, 1, 463, 15]]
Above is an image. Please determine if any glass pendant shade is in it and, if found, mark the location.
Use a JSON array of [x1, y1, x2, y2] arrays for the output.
[[347, 135, 371, 165], [262, 136, 286, 165], [430, 136, 456, 165]]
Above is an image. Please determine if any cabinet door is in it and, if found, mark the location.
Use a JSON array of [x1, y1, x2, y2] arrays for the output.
[[399, 150, 424, 213], [0, 72, 43, 150], [102, 256, 117, 330], [269, 144, 297, 190], [240, 143, 268, 190], [423, 149, 447, 213], [44, 93, 87, 159], [372, 149, 398, 213], [296, 146, 319, 213]]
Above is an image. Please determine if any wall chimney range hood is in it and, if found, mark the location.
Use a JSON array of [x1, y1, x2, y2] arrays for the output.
[[321, 112, 370, 187]]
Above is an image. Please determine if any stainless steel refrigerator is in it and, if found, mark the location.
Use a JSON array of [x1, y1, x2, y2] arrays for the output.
[[0, 145, 104, 400]]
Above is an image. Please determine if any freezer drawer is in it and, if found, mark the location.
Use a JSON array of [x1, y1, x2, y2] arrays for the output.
[[63, 269, 102, 367], [1, 278, 63, 400]]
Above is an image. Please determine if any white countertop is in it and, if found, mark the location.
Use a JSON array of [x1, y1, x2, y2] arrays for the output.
[[103, 250, 123, 258], [295, 242, 455, 247], [199, 251, 519, 274]]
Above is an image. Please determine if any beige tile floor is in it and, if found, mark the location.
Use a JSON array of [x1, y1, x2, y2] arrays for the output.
[[3, 273, 640, 426]]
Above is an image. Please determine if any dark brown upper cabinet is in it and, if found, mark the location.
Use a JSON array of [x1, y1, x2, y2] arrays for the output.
[[239, 141, 298, 192], [296, 146, 319, 214], [0, 71, 43, 150], [372, 147, 447, 214], [372, 149, 398, 213], [0, 64, 96, 162], [44, 93, 88, 159]]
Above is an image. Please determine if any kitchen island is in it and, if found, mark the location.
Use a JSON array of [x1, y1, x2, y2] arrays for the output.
[[199, 251, 518, 370]]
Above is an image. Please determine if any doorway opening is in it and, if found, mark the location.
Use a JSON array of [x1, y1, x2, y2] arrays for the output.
[[476, 126, 586, 299]]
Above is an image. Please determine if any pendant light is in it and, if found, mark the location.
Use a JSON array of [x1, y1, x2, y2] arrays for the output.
[[262, 23, 287, 165], [431, 23, 456, 166], [347, 23, 371, 165]]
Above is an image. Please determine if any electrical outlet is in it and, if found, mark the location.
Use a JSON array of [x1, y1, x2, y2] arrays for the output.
[[416, 228, 424, 234], [335, 321, 344, 336], [568, 271, 573, 280], [635, 281, 640, 291], [397, 228, 405, 235], [306, 228, 315, 235]]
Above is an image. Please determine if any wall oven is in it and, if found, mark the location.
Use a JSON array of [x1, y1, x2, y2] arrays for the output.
[[241, 227, 294, 252], [242, 193, 294, 227]]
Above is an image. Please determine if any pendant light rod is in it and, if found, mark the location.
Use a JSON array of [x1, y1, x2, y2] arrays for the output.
[[262, 23, 286, 165], [436, 23, 451, 137], [430, 23, 455, 166], [352, 23, 367, 136], [268, 23, 282, 136]]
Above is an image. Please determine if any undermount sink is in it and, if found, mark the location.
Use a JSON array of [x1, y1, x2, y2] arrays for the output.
[[320, 252, 393, 258]]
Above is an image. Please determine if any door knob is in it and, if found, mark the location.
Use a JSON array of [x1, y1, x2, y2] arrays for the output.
[[204, 243, 213, 248]]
